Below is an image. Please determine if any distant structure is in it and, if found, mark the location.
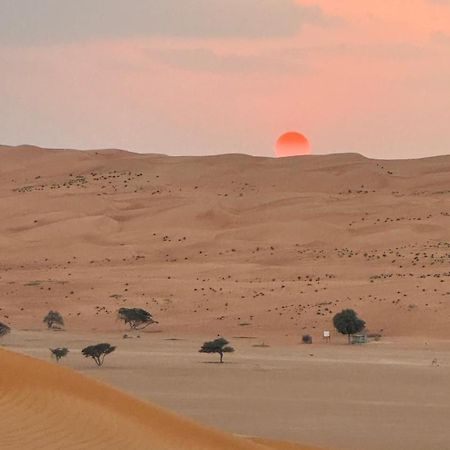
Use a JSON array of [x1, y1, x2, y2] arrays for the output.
[[351, 334, 367, 345], [323, 330, 331, 343]]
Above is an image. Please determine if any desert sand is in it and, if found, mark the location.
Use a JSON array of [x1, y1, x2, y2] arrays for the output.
[[1, 145, 449, 339], [1, 144, 450, 449], [0, 346, 320, 450], [4, 330, 450, 450]]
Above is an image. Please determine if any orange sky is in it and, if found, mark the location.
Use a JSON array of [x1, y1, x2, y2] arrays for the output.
[[0, 1, 449, 158]]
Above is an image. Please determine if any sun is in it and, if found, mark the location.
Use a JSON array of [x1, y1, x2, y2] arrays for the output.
[[275, 131, 311, 157]]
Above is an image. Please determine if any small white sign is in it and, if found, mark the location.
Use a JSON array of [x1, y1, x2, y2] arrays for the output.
[[323, 331, 330, 338]]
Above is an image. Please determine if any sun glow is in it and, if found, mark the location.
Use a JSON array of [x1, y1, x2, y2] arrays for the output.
[[275, 132, 311, 157]]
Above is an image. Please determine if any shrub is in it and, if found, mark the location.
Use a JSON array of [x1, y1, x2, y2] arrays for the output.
[[0, 322, 11, 338], [81, 343, 116, 366], [43, 311, 64, 329], [50, 347, 69, 362], [117, 307, 156, 330], [302, 334, 313, 344], [199, 337, 234, 363], [333, 309, 366, 343]]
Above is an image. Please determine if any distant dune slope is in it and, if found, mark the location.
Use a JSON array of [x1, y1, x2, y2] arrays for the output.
[[0, 348, 320, 450], [0, 144, 449, 339]]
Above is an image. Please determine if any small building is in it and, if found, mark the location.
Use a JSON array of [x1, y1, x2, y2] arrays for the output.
[[351, 334, 367, 344]]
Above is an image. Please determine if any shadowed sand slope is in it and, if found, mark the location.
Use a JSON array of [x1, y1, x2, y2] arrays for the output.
[[0, 348, 321, 450]]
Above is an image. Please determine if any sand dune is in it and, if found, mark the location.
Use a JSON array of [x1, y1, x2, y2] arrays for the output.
[[0, 144, 449, 339], [1, 145, 450, 450], [0, 348, 320, 450]]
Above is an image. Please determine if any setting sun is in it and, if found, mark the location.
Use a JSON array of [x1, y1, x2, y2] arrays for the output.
[[275, 132, 311, 157]]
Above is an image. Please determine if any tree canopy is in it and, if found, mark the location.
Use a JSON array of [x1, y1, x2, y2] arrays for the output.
[[199, 337, 234, 363], [81, 343, 116, 366], [333, 309, 366, 343], [117, 307, 156, 330], [43, 310, 64, 329]]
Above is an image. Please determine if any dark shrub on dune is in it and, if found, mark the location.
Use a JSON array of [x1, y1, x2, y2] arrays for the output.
[[0, 322, 11, 338], [50, 347, 69, 362], [43, 310, 64, 330]]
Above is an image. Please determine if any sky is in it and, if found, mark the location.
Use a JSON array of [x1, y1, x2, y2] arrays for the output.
[[1, 0, 449, 159]]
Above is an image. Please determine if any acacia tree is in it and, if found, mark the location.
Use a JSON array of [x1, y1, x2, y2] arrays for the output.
[[43, 311, 64, 330], [50, 347, 69, 362], [333, 309, 366, 343], [81, 343, 116, 367], [117, 308, 156, 330], [0, 322, 11, 338], [199, 337, 234, 363]]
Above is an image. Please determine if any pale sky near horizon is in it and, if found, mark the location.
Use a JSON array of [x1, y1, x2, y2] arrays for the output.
[[1, 1, 449, 158]]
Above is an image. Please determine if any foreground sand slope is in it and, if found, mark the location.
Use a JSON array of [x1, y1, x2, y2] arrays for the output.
[[0, 348, 320, 450]]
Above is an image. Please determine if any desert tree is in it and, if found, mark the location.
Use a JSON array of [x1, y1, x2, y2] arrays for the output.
[[81, 343, 116, 367], [43, 310, 64, 330], [50, 347, 69, 362], [333, 309, 366, 343], [199, 337, 234, 363], [117, 308, 156, 330], [0, 322, 11, 338]]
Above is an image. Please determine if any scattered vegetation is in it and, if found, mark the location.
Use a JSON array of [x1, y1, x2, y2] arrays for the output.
[[50, 347, 69, 362], [117, 307, 156, 330], [333, 309, 366, 343], [81, 343, 116, 366], [199, 337, 234, 363], [43, 310, 64, 330], [302, 334, 313, 344]]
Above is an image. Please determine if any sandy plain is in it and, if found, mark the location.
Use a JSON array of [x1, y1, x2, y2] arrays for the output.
[[1, 145, 449, 449], [4, 331, 450, 450]]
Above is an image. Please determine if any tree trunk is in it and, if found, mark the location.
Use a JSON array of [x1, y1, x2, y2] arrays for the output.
[[347, 334, 351, 344], [219, 351, 223, 363]]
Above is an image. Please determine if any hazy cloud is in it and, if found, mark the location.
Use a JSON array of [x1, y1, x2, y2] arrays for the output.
[[148, 48, 307, 74], [0, 0, 331, 44], [431, 31, 450, 44], [151, 41, 425, 76]]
